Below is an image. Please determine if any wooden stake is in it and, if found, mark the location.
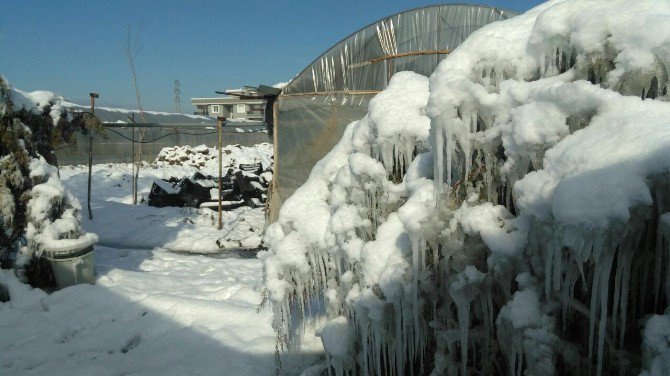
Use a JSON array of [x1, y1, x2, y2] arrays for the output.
[[217, 116, 225, 230]]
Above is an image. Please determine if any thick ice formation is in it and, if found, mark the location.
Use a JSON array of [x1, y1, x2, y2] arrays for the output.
[[262, 1, 670, 375]]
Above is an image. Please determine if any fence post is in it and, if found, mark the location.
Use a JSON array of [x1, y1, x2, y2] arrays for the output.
[[87, 92, 99, 220], [217, 116, 226, 230]]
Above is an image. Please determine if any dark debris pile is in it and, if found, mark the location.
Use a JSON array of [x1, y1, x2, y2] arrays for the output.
[[148, 162, 272, 210]]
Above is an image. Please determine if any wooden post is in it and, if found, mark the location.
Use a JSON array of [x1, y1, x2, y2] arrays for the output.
[[217, 116, 226, 230], [88, 92, 99, 220]]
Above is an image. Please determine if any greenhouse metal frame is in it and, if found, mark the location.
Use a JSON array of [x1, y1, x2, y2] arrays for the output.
[[269, 4, 517, 221]]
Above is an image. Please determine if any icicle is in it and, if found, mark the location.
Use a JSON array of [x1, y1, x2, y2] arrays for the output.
[[446, 124, 454, 187], [412, 238, 421, 371], [596, 249, 615, 376], [618, 245, 633, 347], [553, 244, 563, 294], [611, 249, 625, 347], [435, 118, 445, 202], [545, 240, 555, 299], [361, 316, 370, 375], [666, 222, 670, 309], [658, 214, 670, 308], [456, 299, 470, 376], [587, 246, 600, 372], [654, 226, 663, 311]]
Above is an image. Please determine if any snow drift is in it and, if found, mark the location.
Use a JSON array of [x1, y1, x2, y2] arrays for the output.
[[262, 0, 670, 375]]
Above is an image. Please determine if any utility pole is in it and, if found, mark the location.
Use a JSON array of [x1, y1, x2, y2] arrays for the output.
[[88, 92, 99, 221], [174, 79, 181, 114], [217, 116, 226, 230]]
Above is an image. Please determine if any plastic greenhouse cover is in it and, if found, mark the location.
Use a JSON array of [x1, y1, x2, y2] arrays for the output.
[[270, 4, 517, 220]]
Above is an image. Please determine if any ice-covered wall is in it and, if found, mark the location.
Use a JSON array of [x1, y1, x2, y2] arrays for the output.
[[262, 1, 670, 375]]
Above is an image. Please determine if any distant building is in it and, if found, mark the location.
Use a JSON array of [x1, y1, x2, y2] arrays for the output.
[[191, 87, 266, 121]]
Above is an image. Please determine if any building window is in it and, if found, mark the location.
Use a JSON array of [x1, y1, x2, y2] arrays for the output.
[[210, 105, 220, 114], [236, 104, 246, 114]]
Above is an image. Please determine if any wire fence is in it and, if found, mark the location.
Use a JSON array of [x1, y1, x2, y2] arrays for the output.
[[55, 123, 271, 165]]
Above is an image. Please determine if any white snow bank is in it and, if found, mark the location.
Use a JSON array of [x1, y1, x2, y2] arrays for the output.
[[264, 0, 670, 375], [262, 71, 431, 374], [513, 85, 668, 229], [155, 143, 273, 174], [0, 248, 321, 375]]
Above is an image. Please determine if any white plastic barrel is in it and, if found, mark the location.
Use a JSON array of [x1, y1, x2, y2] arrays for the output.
[[46, 245, 95, 288]]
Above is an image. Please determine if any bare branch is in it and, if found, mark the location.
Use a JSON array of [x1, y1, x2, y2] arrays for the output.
[[124, 23, 146, 205]]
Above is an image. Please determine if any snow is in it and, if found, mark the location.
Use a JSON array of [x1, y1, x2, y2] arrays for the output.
[[0, 248, 320, 375], [319, 316, 350, 358], [155, 143, 273, 173], [262, 0, 670, 375], [10, 86, 214, 125], [80, 142, 274, 253], [498, 289, 541, 329], [454, 201, 528, 258], [0, 143, 322, 375], [58, 162, 265, 254], [262, 71, 431, 375], [11, 88, 66, 125], [641, 314, 670, 376], [4, 0, 670, 374]]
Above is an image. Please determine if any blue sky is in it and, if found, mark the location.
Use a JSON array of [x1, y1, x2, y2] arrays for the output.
[[1, 0, 544, 113]]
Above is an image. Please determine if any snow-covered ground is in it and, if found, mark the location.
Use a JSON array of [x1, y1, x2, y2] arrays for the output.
[[59, 163, 265, 253], [0, 248, 321, 375], [0, 147, 323, 375], [57, 143, 273, 254]]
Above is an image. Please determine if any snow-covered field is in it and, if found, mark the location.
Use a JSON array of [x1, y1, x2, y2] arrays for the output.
[[0, 150, 323, 375], [0, 248, 320, 375], [59, 163, 265, 253]]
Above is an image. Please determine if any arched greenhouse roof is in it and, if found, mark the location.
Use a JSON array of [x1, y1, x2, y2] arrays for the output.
[[269, 4, 518, 221], [284, 3, 517, 95]]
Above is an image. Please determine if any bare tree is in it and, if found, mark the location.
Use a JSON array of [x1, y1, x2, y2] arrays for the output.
[[124, 24, 146, 205]]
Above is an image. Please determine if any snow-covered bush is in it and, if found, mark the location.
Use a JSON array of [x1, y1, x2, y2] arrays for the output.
[[0, 77, 96, 285], [262, 1, 670, 375]]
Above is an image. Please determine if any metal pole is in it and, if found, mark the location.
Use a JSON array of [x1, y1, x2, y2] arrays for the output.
[[88, 138, 93, 220], [217, 117, 225, 230], [87, 92, 99, 220]]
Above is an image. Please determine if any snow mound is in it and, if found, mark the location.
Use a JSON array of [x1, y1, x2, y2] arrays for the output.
[[155, 143, 273, 173], [263, 1, 670, 375]]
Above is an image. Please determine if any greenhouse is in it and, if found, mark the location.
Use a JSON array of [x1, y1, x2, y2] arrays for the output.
[[268, 3, 518, 220]]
